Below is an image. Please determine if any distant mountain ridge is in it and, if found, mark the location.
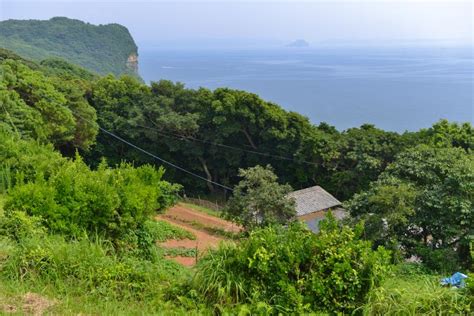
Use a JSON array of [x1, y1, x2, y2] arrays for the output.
[[0, 17, 139, 77]]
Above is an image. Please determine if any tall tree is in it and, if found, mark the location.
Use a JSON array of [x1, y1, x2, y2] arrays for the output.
[[347, 145, 474, 269], [225, 165, 296, 230]]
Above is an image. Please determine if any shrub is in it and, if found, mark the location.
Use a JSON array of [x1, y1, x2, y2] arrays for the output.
[[0, 211, 46, 242], [5, 156, 180, 240], [0, 131, 66, 188], [192, 216, 390, 314]]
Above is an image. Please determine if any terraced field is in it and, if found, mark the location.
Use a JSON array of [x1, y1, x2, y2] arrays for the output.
[[157, 203, 241, 266]]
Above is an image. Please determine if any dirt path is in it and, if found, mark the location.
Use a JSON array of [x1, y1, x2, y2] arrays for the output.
[[156, 203, 240, 267], [162, 204, 241, 233]]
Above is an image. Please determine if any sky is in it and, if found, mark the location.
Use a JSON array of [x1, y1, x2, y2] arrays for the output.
[[1, 0, 472, 49]]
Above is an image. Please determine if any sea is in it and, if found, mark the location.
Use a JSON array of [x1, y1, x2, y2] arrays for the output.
[[139, 46, 473, 132]]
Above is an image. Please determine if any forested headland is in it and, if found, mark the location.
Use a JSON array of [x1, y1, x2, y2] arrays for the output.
[[0, 17, 139, 77], [0, 29, 473, 315]]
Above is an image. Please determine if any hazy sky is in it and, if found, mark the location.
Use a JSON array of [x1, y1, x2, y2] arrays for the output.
[[1, 0, 472, 49]]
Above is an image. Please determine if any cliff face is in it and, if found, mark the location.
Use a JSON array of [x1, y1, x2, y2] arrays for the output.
[[126, 53, 139, 74], [0, 17, 140, 78]]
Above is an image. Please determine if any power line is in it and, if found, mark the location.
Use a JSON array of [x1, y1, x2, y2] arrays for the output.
[[74, 113, 233, 191], [138, 120, 319, 166]]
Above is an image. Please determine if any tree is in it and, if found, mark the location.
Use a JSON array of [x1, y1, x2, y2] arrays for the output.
[[325, 124, 403, 200], [347, 145, 474, 269], [0, 59, 98, 150], [224, 165, 296, 230]]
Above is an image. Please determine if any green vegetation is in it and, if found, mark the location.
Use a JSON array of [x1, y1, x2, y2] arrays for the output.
[[180, 202, 221, 217], [225, 165, 296, 230], [362, 264, 472, 315], [0, 17, 138, 77], [163, 247, 197, 258], [0, 40, 472, 314], [0, 58, 98, 150], [145, 220, 196, 242], [6, 157, 179, 240], [347, 145, 473, 270], [191, 218, 390, 314]]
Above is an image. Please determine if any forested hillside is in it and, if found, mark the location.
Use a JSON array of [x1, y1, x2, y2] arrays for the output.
[[0, 48, 472, 314], [0, 17, 138, 77]]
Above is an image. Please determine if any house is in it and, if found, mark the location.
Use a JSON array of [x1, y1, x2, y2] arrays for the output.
[[288, 186, 347, 232]]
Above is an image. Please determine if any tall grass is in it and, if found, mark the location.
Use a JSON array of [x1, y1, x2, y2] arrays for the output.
[[192, 242, 247, 306], [1, 234, 187, 300], [362, 274, 472, 315], [0, 163, 12, 194]]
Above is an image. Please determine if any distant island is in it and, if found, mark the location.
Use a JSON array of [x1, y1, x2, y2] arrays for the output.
[[286, 39, 310, 48], [0, 17, 139, 77]]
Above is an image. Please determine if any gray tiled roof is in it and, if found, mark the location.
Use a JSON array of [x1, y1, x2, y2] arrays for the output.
[[288, 186, 342, 216]]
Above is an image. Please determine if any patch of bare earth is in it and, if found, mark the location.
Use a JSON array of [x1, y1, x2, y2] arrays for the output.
[[2, 292, 55, 315], [157, 203, 241, 267], [22, 292, 55, 316]]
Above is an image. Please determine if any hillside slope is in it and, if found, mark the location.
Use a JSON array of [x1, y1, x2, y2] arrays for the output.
[[0, 17, 139, 77]]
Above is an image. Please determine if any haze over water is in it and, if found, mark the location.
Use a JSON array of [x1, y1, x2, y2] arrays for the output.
[[140, 45, 473, 132]]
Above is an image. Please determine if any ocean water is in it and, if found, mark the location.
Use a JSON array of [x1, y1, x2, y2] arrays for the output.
[[139, 46, 473, 132]]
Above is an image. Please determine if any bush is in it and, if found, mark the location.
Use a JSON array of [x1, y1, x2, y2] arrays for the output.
[[0, 131, 66, 190], [0, 211, 45, 242], [191, 216, 390, 314], [5, 156, 180, 240], [416, 246, 462, 273]]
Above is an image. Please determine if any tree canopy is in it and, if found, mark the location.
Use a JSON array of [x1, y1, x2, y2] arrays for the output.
[[347, 145, 474, 269], [224, 165, 296, 230]]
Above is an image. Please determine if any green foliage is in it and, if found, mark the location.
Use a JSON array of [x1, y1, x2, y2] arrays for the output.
[[84, 73, 473, 202], [418, 119, 474, 151], [362, 266, 472, 315], [225, 165, 296, 230], [192, 219, 390, 314], [325, 124, 404, 200], [0, 211, 46, 242], [40, 58, 97, 81], [143, 219, 196, 242], [163, 247, 197, 258], [1, 234, 185, 300], [347, 145, 474, 270], [0, 131, 66, 187], [0, 48, 39, 70], [0, 17, 138, 77], [5, 157, 180, 240], [0, 59, 98, 149]]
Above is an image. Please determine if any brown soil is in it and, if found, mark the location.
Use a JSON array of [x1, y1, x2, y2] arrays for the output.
[[22, 292, 55, 315], [165, 256, 196, 267], [163, 204, 241, 233], [157, 203, 240, 266], [1, 304, 17, 313]]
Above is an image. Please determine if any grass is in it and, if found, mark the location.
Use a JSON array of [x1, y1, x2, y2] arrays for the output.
[[180, 202, 222, 218], [163, 247, 198, 258], [0, 194, 5, 215], [146, 220, 196, 242], [361, 265, 472, 315], [0, 277, 206, 315], [0, 233, 202, 315]]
